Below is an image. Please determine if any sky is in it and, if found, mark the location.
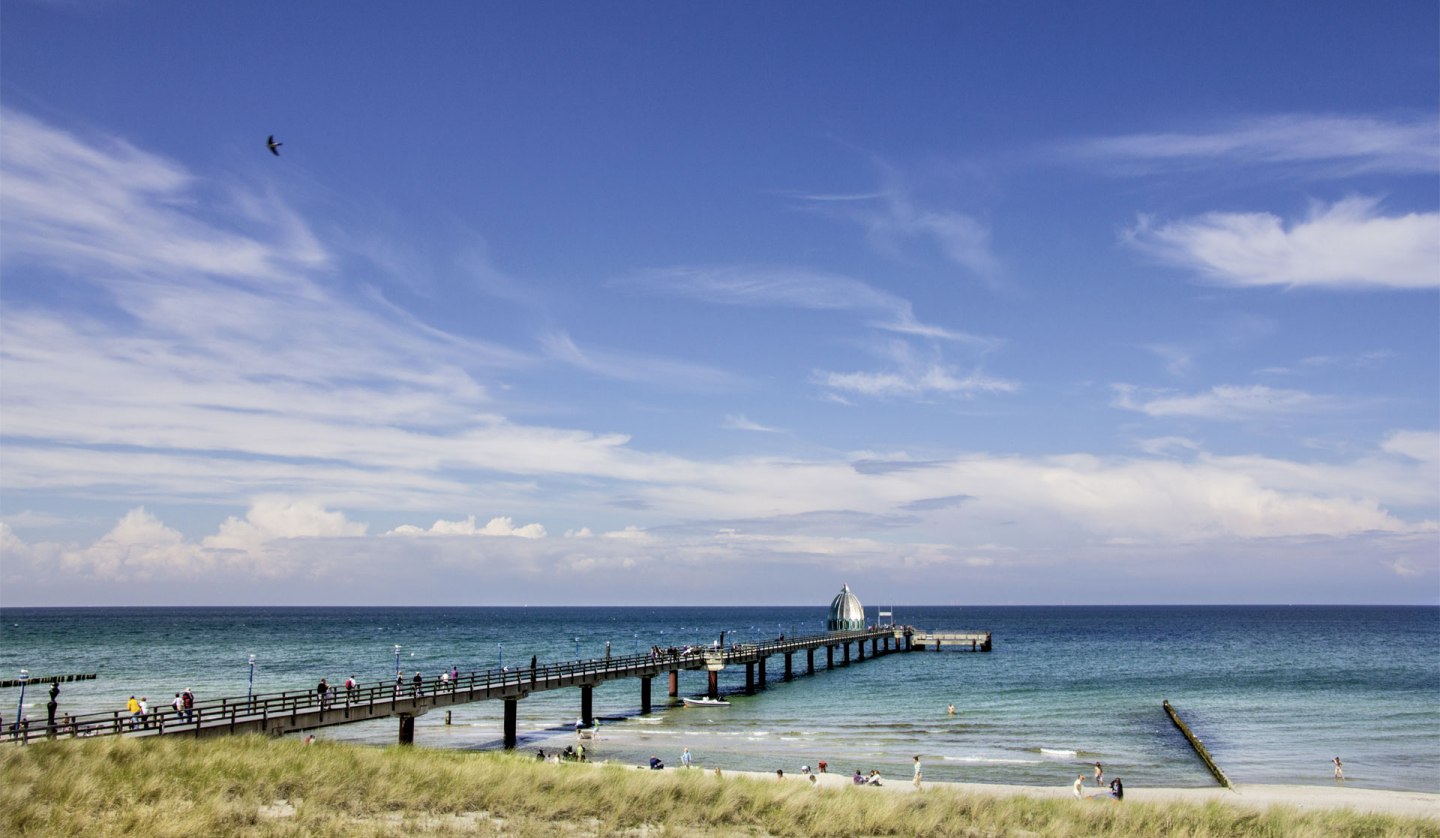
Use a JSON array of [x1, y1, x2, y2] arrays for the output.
[[1, 2, 1436, 607]]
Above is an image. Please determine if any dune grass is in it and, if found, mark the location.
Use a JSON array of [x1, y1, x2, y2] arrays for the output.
[[1, 736, 1434, 837]]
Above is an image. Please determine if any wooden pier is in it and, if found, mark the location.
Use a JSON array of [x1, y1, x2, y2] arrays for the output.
[[905, 630, 992, 652], [8, 626, 989, 749]]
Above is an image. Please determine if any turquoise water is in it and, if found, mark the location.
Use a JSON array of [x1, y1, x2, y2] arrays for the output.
[[1, 605, 1435, 792]]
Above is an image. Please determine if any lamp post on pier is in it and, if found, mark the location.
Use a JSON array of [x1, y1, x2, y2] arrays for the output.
[[15, 670, 29, 732], [497, 643, 503, 670], [574, 637, 580, 659], [247, 655, 256, 703], [633, 633, 638, 656], [394, 645, 402, 678]]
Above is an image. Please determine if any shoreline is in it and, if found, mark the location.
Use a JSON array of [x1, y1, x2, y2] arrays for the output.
[[628, 765, 1440, 820]]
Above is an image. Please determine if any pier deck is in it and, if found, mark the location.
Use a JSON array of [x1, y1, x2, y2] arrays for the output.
[[10, 626, 989, 748]]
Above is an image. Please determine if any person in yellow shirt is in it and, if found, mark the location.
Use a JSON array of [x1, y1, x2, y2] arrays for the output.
[[126, 695, 141, 729]]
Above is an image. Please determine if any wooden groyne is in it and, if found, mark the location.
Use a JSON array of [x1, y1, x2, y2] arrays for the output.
[[0, 673, 96, 688], [1163, 699, 1232, 789]]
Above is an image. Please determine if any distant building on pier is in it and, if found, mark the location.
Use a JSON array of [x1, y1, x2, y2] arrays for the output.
[[827, 583, 866, 631]]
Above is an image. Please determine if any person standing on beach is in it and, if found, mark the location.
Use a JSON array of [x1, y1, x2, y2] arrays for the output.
[[681, 747, 693, 768], [1333, 756, 1344, 781], [1073, 774, 1084, 798], [912, 755, 922, 789], [1093, 761, 1103, 786]]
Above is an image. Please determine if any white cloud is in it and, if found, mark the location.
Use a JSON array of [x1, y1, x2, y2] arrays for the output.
[[1072, 114, 1439, 176], [1136, 436, 1202, 456], [1381, 430, 1439, 465], [602, 526, 651, 541], [817, 365, 1017, 399], [1113, 383, 1325, 420], [386, 515, 547, 539], [206, 498, 367, 547], [60, 508, 205, 580], [1126, 197, 1440, 290]]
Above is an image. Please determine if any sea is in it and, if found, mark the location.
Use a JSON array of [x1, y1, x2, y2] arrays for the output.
[[1, 605, 1435, 793]]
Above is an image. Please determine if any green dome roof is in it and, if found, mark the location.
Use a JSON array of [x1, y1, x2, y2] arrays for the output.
[[827, 583, 865, 631]]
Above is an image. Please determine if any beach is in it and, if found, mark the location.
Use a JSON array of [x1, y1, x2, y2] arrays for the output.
[[650, 766, 1440, 820]]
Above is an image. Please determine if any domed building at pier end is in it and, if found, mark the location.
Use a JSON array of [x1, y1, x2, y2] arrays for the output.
[[827, 583, 866, 631]]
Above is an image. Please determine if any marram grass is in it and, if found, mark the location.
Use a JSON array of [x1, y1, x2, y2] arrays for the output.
[[1, 736, 1434, 837]]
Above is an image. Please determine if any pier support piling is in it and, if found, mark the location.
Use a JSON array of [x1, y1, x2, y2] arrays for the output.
[[580, 685, 593, 727], [784, 652, 793, 681], [807, 648, 815, 675], [503, 698, 518, 749], [640, 677, 652, 714], [758, 657, 767, 689], [668, 670, 679, 697], [745, 663, 755, 695], [707, 671, 719, 700]]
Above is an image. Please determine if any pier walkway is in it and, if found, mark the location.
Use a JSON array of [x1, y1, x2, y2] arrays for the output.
[[10, 626, 989, 748]]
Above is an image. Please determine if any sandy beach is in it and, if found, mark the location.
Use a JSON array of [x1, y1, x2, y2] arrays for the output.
[[637, 765, 1440, 820]]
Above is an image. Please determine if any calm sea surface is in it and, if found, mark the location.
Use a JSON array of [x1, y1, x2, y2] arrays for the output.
[[1, 605, 1435, 792]]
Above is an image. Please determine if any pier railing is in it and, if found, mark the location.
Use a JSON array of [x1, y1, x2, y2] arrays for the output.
[[5, 627, 900, 744]]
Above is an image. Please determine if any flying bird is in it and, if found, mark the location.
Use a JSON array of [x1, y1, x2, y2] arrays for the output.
[[266, 135, 283, 156]]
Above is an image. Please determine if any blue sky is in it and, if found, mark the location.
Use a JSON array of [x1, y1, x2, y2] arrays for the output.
[[1, 2, 1436, 606]]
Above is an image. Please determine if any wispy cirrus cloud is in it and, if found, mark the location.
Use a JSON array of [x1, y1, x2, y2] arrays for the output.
[[815, 337, 1017, 401], [539, 329, 745, 392], [1112, 383, 1328, 420], [722, 414, 781, 433], [0, 108, 327, 287], [1070, 114, 1439, 176], [615, 264, 995, 347], [1125, 197, 1440, 290], [795, 177, 1002, 286]]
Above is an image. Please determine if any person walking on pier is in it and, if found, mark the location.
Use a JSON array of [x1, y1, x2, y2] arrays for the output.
[[316, 678, 329, 708], [171, 693, 184, 722], [412, 671, 423, 697], [182, 689, 195, 722], [126, 695, 141, 729]]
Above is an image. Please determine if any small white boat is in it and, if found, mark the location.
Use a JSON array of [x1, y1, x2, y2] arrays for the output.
[[681, 697, 730, 707]]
